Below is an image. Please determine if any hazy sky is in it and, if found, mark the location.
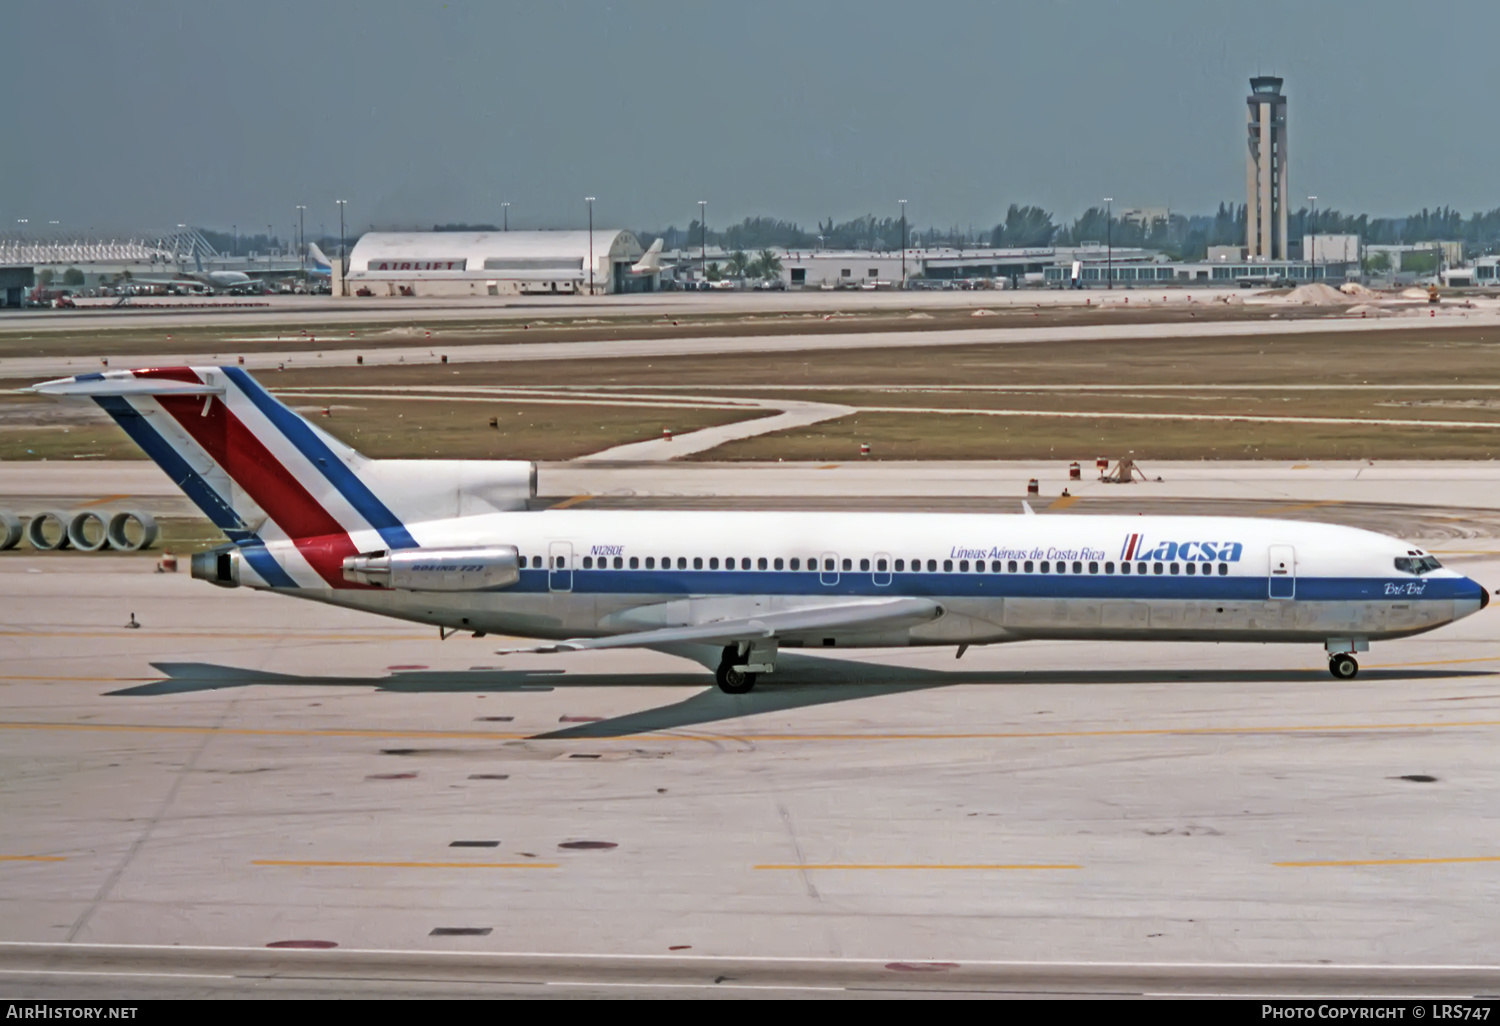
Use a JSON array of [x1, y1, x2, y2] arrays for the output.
[[5, 1, 1498, 237]]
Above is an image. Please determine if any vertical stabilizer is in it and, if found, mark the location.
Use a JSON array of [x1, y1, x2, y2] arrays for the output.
[[29, 366, 416, 588]]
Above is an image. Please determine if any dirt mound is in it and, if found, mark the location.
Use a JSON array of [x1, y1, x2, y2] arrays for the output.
[[1339, 282, 1378, 298], [970, 309, 996, 317], [1401, 287, 1432, 300], [1276, 282, 1353, 306]]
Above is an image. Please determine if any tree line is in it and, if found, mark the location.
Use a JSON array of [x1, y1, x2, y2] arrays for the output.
[[633, 204, 1500, 261]]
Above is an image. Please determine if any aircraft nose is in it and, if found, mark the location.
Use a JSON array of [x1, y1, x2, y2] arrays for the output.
[[1482, 583, 1491, 611]]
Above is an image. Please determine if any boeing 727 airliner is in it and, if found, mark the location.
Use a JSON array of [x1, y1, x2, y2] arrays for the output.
[[32, 367, 1490, 692]]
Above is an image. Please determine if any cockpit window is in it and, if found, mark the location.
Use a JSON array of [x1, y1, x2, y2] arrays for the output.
[[1394, 555, 1442, 575]]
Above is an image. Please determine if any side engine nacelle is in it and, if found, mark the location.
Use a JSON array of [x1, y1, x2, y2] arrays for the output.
[[342, 546, 521, 591]]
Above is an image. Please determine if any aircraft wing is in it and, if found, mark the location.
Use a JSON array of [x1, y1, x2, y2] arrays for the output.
[[498, 596, 943, 654], [125, 277, 206, 289]]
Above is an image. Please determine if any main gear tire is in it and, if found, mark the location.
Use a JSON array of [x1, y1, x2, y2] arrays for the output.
[[715, 647, 757, 694]]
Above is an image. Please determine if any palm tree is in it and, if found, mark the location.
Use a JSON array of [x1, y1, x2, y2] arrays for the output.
[[727, 250, 749, 278], [706, 262, 724, 282], [755, 248, 783, 279]]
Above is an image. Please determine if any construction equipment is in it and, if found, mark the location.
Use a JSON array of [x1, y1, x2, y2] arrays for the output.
[[1428, 283, 1440, 304], [1101, 458, 1149, 484]]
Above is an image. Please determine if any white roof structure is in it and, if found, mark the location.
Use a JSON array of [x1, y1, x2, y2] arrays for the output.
[[348, 230, 643, 281]]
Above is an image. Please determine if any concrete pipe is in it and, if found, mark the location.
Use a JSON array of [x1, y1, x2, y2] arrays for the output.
[[67, 511, 110, 552], [25, 511, 72, 551], [0, 511, 21, 550], [106, 510, 159, 552]]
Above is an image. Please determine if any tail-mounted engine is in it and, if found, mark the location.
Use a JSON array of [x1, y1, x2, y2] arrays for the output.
[[341, 546, 521, 591]]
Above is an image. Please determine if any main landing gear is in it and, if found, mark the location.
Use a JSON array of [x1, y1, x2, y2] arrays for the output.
[[1329, 653, 1359, 680], [716, 645, 757, 694]]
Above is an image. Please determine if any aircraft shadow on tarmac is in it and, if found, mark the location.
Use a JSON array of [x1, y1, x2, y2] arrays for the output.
[[116, 656, 1493, 740]]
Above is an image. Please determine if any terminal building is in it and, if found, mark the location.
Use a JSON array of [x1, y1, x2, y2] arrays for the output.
[[344, 230, 651, 296], [664, 245, 1163, 289]]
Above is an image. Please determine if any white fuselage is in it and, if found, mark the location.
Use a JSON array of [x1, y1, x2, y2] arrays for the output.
[[238, 510, 1488, 650]]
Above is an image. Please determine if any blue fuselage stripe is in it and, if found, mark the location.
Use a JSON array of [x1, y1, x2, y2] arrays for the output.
[[502, 568, 1475, 602], [237, 544, 299, 589]]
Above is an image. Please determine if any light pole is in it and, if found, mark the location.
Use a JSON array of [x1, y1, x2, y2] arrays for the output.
[[698, 200, 707, 284], [336, 199, 347, 294], [501, 202, 510, 231], [1307, 195, 1317, 278], [585, 197, 595, 296], [266, 225, 273, 265], [1104, 197, 1113, 289], [296, 205, 306, 275], [899, 199, 908, 287]]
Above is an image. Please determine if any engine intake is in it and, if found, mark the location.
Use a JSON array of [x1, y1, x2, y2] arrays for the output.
[[342, 546, 521, 591]]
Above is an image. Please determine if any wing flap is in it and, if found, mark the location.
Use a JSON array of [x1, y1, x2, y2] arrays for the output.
[[499, 596, 943, 655]]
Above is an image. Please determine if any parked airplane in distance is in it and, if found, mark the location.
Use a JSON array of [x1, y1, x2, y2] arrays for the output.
[[629, 237, 664, 277], [131, 251, 263, 295], [306, 242, 333, 279], [32, 367, 1491, 692]]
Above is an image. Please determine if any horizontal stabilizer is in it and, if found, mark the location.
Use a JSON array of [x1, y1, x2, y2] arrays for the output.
[[29, 371, 222, 398], [499, 596, 943, 654]]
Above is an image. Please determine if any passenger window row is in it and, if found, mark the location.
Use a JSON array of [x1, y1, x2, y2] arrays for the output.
[[519, 554, 1232, 576]]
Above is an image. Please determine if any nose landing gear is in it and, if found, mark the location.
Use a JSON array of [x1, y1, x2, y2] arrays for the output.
[[1329, 653, 1359, 679]]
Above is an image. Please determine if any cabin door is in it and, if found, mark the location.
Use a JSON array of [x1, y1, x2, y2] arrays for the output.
[[548, 541, 574, 593], [819, 551, 840, 587], [1268, 545, 1296, 600]]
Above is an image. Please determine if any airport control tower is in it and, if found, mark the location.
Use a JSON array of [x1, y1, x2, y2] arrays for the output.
[[1245, 76, 1288, 260]]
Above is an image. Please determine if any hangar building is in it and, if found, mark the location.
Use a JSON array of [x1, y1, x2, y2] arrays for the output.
[[344, 230, 651, 297]]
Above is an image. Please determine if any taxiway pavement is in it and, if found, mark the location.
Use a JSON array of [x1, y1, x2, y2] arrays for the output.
[[2, 547, 1500, 994], [8, 459, 1500, 515], [5, 308, 1497, 383], [3, 463, 1500, 997]]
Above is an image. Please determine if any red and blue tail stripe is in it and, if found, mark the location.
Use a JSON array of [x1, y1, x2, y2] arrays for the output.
[[223, 367, 417, 551], [46, 366, 416, 590]]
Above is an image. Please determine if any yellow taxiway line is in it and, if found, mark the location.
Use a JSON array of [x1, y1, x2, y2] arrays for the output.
[[1275, 856, 1500, 869], [0, 856, 67, 863], [252, 859, 557, 870], [547, 495, 594, 510], [0, 630, 425, 642], [755, 862, 1079, 871], [6, 715, 1500, 745], [1255, 500, 1344, 515]]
